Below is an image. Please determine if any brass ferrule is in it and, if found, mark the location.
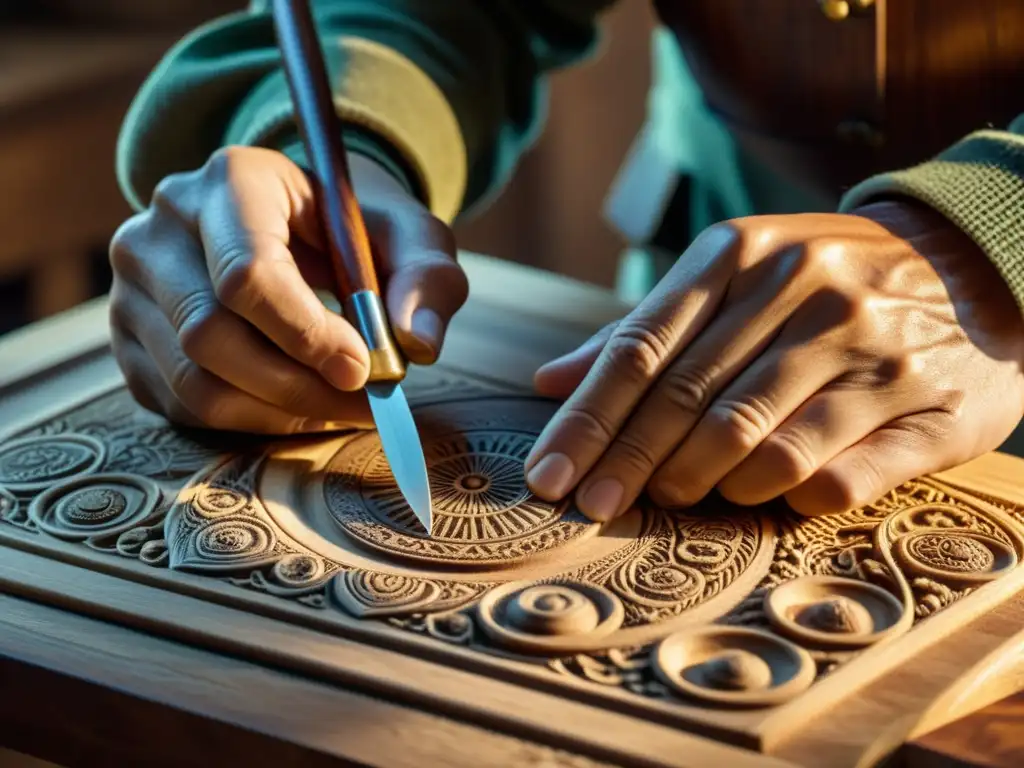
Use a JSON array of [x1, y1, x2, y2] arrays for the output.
[[344, 290, 407, 383]]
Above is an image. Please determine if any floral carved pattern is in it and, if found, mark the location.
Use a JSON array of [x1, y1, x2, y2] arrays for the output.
[[1, 381, 1023, 718]]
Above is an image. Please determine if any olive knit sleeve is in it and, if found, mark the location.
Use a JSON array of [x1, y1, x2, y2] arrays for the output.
[[115, 0, 617, 222]]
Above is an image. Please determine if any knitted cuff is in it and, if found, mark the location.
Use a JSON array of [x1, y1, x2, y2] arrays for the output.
[[225, 35, 466, 223], [839, 130, 1024, 313]]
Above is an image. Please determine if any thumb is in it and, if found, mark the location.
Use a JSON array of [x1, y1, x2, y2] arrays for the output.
[[534, 321, 618, 399], [376, 207, 468, 366]]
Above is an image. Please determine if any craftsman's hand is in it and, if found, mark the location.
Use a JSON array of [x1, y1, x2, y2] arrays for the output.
[[525, 201, 1024, 518], [109, 146, 466, 433]]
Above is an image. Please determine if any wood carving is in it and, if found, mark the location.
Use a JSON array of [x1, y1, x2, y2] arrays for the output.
[[2, 363, 1024, 749]]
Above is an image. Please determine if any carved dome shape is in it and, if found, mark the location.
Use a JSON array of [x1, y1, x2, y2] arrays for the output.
[[0, 435, 105, 493], [324, 427, 598, 567], [478, 580, 625, 654], [763, 575, 909, 650], [653, 626, 815, 707]]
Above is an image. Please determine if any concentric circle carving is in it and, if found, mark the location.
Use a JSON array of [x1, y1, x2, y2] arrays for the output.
[[195, 519, 275, 562], [193, 485, 249, 517], [477, 580, 624, 654], [764, 576, 907, 650], [895, 531, 1015, 586], [272, 554, 325, 587], [324, 427, 597, 567], [653, 627, 815, 707], [29, 473, 161, 541], [0, 435, 104, 493]]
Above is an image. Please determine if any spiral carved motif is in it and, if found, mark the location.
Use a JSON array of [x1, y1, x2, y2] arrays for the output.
[[272, 554, 325, 587], [193, 485, 249, 518], [195, 519, 275, 562], [324, 428, 596, 566], [0, 435, 104, 493], [29, 474, 161, 541], [332, 570, 484, 618]]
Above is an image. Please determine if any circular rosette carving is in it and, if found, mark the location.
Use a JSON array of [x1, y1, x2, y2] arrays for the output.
[[764, 576, 908, 650], [0, 435, 104, 493], [28, 473, 161, 542], [477, 580, 625, 654], [272, 554, 326, 588], [324, 426, 597, 567], [894, 531, 1016, 587], [653, 627, 815, 708], [333, 569, 485, 618], [191, 485, 249, 518], [193, 518, 277, 564]]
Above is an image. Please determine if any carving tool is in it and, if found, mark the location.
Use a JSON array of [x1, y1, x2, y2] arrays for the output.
[[271, 0, 433, 534]]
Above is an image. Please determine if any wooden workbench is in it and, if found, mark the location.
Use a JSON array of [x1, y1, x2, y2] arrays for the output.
[[0, 254, 1022, 768]]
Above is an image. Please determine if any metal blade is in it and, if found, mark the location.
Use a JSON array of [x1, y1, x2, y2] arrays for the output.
[[366, 382, 432, 535]]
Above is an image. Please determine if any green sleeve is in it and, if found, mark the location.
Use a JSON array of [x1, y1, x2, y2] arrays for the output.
[[839, 115, 1024, 315], [116, 0, 617, 222]]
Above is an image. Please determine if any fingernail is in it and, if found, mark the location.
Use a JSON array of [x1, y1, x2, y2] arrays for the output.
[[320, 353, 366, 391], [579, 478, 624, 522], [526, 453, 576, 499], [410, 308, 443, 352]]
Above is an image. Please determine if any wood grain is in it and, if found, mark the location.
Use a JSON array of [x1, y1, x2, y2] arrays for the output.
[[0, 589, 615, 768], [904, 690, 1024, 768], [0, 547, 785, 768]]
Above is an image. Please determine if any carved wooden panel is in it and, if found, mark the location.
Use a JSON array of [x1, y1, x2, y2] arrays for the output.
[[2, 353, 1024, 760]]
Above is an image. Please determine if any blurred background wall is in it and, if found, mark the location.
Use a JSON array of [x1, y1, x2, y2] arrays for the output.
[[0, 1, 654, 335]]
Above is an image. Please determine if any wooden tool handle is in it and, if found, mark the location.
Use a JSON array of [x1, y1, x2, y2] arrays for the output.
[[272, 0, 406, 383], [271, 0, 379, 299]]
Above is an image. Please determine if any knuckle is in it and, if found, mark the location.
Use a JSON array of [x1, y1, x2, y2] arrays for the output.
[[204, 146, 242, 179], [792, 238, 844, 278], [813, 465, 869, 513], [419, 211, 457, 255], [275, 376, 315, 414], [603, 324, 672, 382], [290, 311, 328, 361], [108, 214, 148, 275], [608, 432, 659, 475], [901, 411, 957, 443], [659, 364, 716, 416], [151, 171, 195, 215], [759, 430, 819, 484], [210, 241, 261, 309], [172, 292, 220, 361], [560, 403, 619, 445], [701, 397, 774, 451]]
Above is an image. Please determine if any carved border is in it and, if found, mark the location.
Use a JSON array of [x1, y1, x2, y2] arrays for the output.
[[2, 366, 1024, 750]]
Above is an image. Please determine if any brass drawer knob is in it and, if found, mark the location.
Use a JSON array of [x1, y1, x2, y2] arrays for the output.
[[819, 0, 849, 20], [819, 0, 874, 21]]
